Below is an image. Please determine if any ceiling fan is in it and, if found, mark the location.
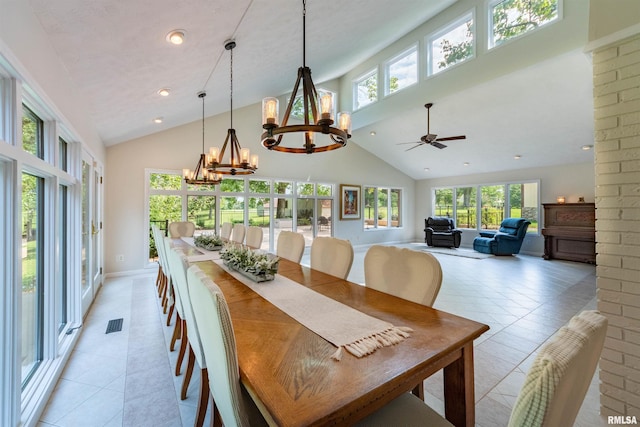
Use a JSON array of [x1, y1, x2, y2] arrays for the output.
[[398, 103, 466, 150]]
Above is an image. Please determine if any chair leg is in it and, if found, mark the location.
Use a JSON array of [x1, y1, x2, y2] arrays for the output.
[[155, 264, 162, 289], [158, 271, 166, 298], [161, 279, 169, 312], [213, 401, 222, 427], [166, 290, 175, 326], [170, 313, 182, 352], [182, 345, 196, 399], [175, 320, 188, 376], [412, 381, 425, 400], [194, 368, 210, 427]]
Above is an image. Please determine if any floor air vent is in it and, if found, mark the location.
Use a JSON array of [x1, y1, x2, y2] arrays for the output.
[[105, 318, 124, 334]]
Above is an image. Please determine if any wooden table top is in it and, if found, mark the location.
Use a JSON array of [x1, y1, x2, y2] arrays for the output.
[[193, 257, 489, 427]]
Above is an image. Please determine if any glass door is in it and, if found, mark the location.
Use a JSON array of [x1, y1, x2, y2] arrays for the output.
[[81, 153, 102, 314]]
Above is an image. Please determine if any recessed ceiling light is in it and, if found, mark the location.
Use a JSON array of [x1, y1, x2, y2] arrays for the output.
[[370, 131, 376, 136], [514, 154, 522, 160], [166, 30, 186, 45], [157, 88, 171, 97], [424, 167, 430, 172], [463, 162, 470, 166], [582, 144, 593, 151], [153, 117, 163, 124]]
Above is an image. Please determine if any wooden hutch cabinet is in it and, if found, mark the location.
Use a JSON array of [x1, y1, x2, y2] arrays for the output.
[[542, 203, 596, 264]]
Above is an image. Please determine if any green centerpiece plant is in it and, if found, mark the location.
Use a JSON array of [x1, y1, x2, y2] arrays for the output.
[[220, 243, 279, 282], [193, 233, 224, 251]]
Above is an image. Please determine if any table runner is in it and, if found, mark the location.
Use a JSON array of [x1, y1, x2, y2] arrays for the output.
[[179, 237, 221, 262], [214, 260, 413, 360]]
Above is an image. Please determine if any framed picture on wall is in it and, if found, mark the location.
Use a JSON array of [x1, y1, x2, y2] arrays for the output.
[[340, 184, 361, 220]]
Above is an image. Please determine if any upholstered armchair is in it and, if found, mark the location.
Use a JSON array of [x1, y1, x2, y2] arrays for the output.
[[473, 218, 531, 255], [424, 217, 462, 248]]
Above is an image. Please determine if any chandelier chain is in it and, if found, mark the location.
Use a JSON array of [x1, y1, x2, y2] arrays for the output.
[[230, 44, 233, 130], [302, 0, 306, 67]]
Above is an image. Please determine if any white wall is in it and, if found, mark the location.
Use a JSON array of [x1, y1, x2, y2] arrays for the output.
[[0, 0, 104, 158], [415, 161, 595, 255], [105, 101, 416, 274]]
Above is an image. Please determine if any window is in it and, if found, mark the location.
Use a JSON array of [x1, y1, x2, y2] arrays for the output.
[[21, 172, 44, 386], [22, 106, 44, 159], [57, 185, 68, 333], [427, 12, 474, 76], [434, 188, 453, 218], [384, 45, 418, 96], [455, 187, 476, 229], [187, 195, 216, 234], [59, 138, 68, 172], [364, 186, 403, 229], [353, 69, 378, 110], [480, 185, 505, 230], [489, 0, 559, 48], [433, 181, 539, 233]]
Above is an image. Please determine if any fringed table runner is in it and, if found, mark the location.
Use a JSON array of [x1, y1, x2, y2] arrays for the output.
[[214, 260, 412, 360], [179, 237, 221, 262]]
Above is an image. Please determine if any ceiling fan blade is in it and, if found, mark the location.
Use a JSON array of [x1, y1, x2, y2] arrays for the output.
[[435, 135, 466, 142], [405, 144, 423, 152], [396, 141, 422, 145], [430, 141, 447, 149]]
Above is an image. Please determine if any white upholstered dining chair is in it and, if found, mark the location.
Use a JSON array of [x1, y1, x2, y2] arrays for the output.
[[168, 221, 196, 238], [359, 310, 608, 427], [364, 245, 443, 307], [276, 230, 305, 263], [186, 265, 268, 427], [245, 226, 263, 249], [310, 236, 354, 279], [220, 222, 233, 241], [167, 247, 210, 427], [230, 224, 246, 244]]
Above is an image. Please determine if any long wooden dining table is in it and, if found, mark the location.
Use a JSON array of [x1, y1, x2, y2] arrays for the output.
[[176, 239, 489, 427]]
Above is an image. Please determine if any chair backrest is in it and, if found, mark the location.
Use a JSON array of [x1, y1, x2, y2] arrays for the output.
[[168, 221, 196, 238], [425, 217, 454, 232], [508, 310, 608, 427], [364, 245, 443, 306], [167, 247, 206, 368], [499, 218, 530, 237], [162, 237, 184, 317], [310, 237, 354, 279], [186, 265, 255, 427], [151, 225, 164, 267], [220, 222, 233, 241], [245, 226, 263, 249], [276, 231, 305, 263], [230, 224, 246, 244]]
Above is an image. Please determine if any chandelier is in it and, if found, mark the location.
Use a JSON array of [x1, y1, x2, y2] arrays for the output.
[[206, 40, 258, 175], [183, 91, 222, 185], [261, 0, 352, 154]]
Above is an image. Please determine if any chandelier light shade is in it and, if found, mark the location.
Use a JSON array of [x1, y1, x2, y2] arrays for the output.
[[183, 91, 222, 185], [206, 40, 258, 176], [261, 0, 352, 154]]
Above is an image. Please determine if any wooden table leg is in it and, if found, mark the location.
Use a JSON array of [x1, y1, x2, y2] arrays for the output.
[[443, 342, 475, 427]]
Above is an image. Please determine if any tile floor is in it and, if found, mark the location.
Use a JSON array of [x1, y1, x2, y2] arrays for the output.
[[39, 243, 607, 427]]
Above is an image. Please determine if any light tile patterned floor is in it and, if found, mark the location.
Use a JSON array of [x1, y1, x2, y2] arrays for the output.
[[39, 243, 607, 427]]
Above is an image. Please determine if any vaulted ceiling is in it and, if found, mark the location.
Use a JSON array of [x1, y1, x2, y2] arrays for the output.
[[28, 0, 595, 179]]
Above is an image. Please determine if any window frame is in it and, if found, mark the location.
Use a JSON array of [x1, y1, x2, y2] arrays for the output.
[[383, 43, 419, 97], [487, 0, 562, 50], [426, 10, 476, 77], [432, 180, 540, 235], [363, 186, 403, 230], [352, 68, 379, 111]]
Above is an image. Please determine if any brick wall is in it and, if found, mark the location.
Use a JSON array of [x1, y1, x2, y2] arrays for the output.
[[593, 32, 640, 417]]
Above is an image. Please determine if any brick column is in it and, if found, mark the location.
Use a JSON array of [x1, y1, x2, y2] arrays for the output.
[[592, 33, 640, 417]]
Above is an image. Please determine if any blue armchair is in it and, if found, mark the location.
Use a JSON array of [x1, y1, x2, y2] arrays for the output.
[[473, 218, 531, 255]]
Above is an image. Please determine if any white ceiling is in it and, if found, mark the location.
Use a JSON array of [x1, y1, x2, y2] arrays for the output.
[[28, 0, 595, 180]]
